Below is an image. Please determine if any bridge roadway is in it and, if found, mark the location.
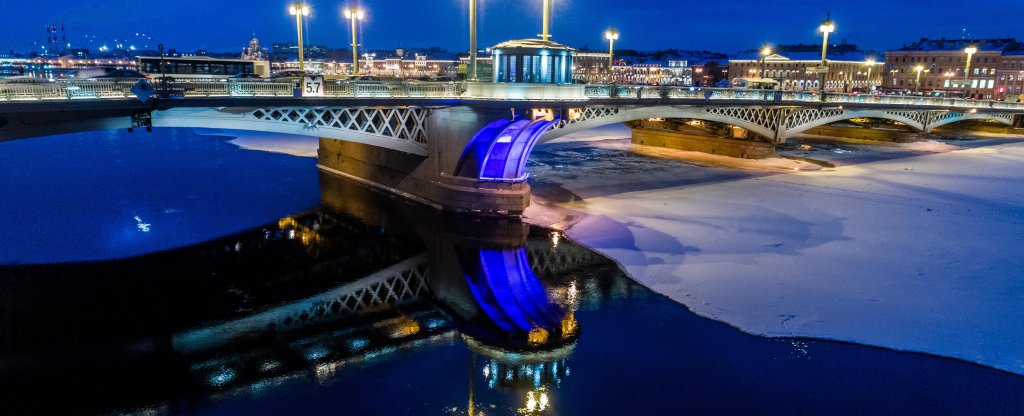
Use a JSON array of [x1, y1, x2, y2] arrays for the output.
[[2, 80, 1023, 216]]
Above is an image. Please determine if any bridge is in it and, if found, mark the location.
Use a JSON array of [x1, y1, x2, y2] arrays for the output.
[[2, 79, 1023, 216]]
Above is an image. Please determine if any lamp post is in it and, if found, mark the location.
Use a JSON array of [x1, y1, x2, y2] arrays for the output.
[[605, 29, 619, 80], [344, 7, 366, 75], [469, 0, 477, 81], [540, 0, 552, 41], [760, 46, 772, 79], [289, 3, 310, 72], [865, 58, 876, 90], [914, 64, 925, 93], [962, 45, 977, 98], [818, 13, 835, 102]]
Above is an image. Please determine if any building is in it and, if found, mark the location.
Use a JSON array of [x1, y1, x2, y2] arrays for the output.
[[884, 38, 1021, 99], [273, 50, 459, 79], [691, 59, 729, 87], [573, 49, 698, 85], [729, 47, 878, 92], [241, 35, 268, 61], [272, 43, 329, 60], [490, 39, 575, 84], [998, 48, 1024, 101]]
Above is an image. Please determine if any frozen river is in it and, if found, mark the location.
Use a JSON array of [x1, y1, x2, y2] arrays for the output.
[[525, 124, 1024, 375]]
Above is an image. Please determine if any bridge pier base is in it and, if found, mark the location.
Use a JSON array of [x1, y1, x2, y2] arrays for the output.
[[317, 106, 533, 217], [629, 121, 776, 159]]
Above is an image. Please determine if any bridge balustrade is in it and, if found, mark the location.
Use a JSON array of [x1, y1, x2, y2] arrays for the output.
[[64, 80, 137, 99], [0, 82, 65, 100], [1, 79, 1022, 112]]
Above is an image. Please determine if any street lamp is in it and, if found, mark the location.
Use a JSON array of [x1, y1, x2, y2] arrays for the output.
[[914, 64, 924, 93], [605, 29, 619, 74], [865, 58, 876, 90], [288, 3, 310, 72], [343, 7, 366, 75], [760, 46, 772, 79], [963, 45, 977, 98], [818, 13, 835, 101], [540, 0, 552, 41], [468, 0, 478, 81]]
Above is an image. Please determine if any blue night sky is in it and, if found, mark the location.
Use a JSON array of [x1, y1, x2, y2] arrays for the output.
[[1, 0, 1022, 54]]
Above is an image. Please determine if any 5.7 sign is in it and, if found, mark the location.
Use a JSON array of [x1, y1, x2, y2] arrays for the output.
[[302, 75, 325, 97]]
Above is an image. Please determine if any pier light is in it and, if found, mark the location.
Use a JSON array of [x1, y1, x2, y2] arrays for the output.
[[288, 3, 311, 71], [344, 7, 367, 74]]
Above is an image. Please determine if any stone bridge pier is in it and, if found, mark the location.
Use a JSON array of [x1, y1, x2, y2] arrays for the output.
[[318, 105, 551, 216]]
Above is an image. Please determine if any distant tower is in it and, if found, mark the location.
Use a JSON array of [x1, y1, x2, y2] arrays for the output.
[[241, 33, 267, 60]]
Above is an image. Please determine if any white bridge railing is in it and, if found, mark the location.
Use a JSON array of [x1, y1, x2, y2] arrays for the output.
[[1, 79, 1022, 112]]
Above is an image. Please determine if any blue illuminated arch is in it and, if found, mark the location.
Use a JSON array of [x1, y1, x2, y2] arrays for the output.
[[455, 117, 560, 181]]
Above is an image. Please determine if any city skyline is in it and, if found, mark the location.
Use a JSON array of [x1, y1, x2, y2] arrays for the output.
[[2, 0, 1023, 55]]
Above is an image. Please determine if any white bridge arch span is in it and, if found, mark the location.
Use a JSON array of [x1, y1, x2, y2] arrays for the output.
[[539, 105, 1019, 143], [153, 106, 433, 156]]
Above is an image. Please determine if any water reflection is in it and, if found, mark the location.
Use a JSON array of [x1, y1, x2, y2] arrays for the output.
[[0, 171, 1022, 415], [0, 172, 629, 415]]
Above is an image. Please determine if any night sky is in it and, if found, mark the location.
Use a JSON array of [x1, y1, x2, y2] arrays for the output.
[[2, 0, 1022, 54]]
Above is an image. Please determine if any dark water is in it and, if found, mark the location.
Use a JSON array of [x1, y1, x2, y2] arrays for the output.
[[0, 129, 1022, 415]]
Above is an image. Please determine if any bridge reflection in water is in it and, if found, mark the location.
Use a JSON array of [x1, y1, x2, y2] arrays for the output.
[[0, 172, 629, 415]]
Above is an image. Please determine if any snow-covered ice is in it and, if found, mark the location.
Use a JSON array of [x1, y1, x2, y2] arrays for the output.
[[526, 132, 1024, 375], [198, 129, 319, 157]]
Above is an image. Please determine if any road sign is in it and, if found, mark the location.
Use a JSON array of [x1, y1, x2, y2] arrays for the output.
[[131, 79, 155, 103], [807, 66, 830, 74], [302, 75, 325, 97]]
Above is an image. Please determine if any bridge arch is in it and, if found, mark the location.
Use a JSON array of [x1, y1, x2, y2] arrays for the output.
[[782, 108, 929, 138], [155, 107, 432, 156], [538, 105, 785, 143], [926, 111, 1015, 132]]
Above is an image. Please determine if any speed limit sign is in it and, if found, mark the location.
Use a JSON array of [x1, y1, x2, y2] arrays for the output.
[[302, 75, 325, 97]]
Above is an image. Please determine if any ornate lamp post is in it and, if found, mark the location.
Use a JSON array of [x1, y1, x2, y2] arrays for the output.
[[344, 7, 366, 75], [288, 3, 310, 72], [818, 13, 835, 101]]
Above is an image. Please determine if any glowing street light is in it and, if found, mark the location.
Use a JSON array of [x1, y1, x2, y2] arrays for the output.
[[288, 3, 311, 72], [605, 29, 619, 72], [344, 7, 366, 75], [818, 13, 836, 101], [760, 46, 772, 79], [963, 45, 978, 98]]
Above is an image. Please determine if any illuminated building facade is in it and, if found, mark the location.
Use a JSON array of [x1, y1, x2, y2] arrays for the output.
[[884, 38, 1022, 100], [729, 50, 877, 92]]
